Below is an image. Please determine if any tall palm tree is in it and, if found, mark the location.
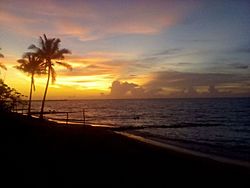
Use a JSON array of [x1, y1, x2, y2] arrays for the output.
[[28, 34, 72, 119], [0, 48, 7, 71], [15, 53, 44, 116]]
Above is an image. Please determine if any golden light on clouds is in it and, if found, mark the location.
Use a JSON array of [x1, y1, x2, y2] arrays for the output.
[[1, 0, 249, 99], [3, 52, 142, 99], [56, 75, 112, 90]]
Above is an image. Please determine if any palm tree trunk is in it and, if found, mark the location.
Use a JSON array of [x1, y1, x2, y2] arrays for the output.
[[28, 73, 34, 116], [40, 63, 51, 119]]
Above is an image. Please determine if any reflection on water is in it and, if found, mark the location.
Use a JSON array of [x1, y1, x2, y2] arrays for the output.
[[31, 98, 250, 161]]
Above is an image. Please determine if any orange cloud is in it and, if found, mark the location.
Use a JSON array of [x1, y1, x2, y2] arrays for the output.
[[35, 52, 133, 92], [96, 1, 197, 36], [0, 0, 198, 40], [104, 10, 179, 35], [54, 22, 98, 41], [0, 10, 40, 36], [0, 10, 33, 24]]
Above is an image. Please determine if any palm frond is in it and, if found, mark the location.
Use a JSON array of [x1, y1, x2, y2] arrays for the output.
[[22, 52, 34, 59], [0, 63, 7, 70], [0, 48, 3, 58], [16, 54, 45, 76], [28, 45, 44, 57], [52, 48, 71, 59], [14, 64, 29, 73], [51, 38, 61, 54], [28, 44, 39, 50], [39, 36, 46, 51], [56, 61, 72, 70], [17, 59, 28, 64], [60, 48, 71, 54], [43, 34, 48, 42], [40, 62, 47, 67], [13, 65, 21, 71]]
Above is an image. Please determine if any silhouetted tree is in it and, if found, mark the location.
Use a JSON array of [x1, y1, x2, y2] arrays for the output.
[[0, 48, 7, 72], [0, 79, 24, 112], [15, 53, 45, 116], [28, 34, 72, 119]]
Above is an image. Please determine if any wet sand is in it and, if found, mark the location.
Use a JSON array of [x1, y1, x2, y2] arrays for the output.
[[0, 112, 249, 185]]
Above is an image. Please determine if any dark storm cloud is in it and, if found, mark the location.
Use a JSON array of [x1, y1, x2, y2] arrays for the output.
[[108, 71, 250, 98], [229, 63, 248, 69], [146, 71, 250, 89], [151, 48, 182, 56], [176, 62, 193, 66], [236, 46, 250, 53]]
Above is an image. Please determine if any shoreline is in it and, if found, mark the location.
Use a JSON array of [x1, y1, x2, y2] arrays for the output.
[[25, 113, 250, 169], [116, 132, 250, 169], [1, 112, 250, 185], [43, 117, 250, 167]]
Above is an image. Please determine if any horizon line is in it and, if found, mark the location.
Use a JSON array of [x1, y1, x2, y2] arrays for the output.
[[28, 96, 250, 101]]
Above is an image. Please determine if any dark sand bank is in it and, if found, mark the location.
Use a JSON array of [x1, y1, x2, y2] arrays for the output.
[[0, 112, 249, 185]]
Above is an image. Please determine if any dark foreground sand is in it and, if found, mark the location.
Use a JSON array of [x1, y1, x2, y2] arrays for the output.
[[0, 112, 249, 185]]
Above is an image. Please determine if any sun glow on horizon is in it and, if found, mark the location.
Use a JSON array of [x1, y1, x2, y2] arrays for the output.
[[1, 0, 249, 99]]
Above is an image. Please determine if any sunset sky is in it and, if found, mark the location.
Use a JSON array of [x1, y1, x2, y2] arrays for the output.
[[0, 0, 249, 99]]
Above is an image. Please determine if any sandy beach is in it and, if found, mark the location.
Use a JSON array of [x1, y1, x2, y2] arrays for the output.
[[0, 112, 249, 185]]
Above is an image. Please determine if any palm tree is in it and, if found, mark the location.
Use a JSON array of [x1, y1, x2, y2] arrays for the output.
[[0, 48, 7, 71], [15, 53, 44, 116], [28, 34, 72, 119]]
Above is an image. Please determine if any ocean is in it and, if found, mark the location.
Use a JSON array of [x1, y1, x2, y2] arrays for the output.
[[31, 98, 250, 162]]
